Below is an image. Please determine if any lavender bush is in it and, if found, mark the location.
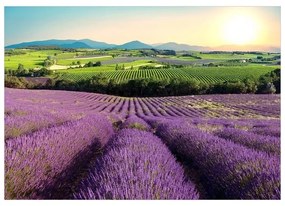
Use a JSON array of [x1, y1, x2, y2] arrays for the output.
[[5, 114, 114, 199], [214, 127, 280, 155], [250, 126, 280, 138], [5, 109, 72, 139], [156, 120, 280, 199], [5, 88, 280, 200], [121, 115, 151, 131], [74, 129, 199, 200]]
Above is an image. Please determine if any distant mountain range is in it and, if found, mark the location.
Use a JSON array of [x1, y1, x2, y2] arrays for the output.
[[5, 39, 280, 52], [154, 42, 210, 51]]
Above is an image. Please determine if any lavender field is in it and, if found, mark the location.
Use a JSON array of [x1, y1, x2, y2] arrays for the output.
[[5, 88, 280, 200]]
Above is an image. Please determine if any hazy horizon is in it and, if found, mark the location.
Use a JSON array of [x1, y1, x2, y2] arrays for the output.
[[5, 7, 281, 49]]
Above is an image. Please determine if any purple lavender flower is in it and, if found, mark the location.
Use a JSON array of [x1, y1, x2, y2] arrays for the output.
[[214, 127, 280, 155], [5, 114, 114, 199], [74, 129, 199, 200], [121, 115, 151, 131], [156, 121, 280, 199]]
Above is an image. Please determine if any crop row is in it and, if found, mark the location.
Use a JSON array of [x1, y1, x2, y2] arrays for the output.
[[5, 114, 114, 199], [155, 119, 280, 199], [74, 128, 199, 199], [59, 68, 235, 84], [5, 106, 75, 139], [58, 64, 277, 84], [5, 88, 281, 199], [5, 88, 280, 120]]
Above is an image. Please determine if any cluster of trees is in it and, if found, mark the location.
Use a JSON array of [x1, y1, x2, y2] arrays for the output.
[[43, 56, 56, 67], [5, 76, 36, 89], [140, 49, 176, 57], [157, 50, 176, 56], [232, 51, 264, 55], [200, 51, 264, 55], [181, 54, 202, 59], [257, 68, 280, 94], [203, 61, 247, 67], [84, 61, 102, 67], [138, 65, 168, 70], [115, 64, 128, 70], [6, 69, 280, 97], [5, 50, 27, 56], [5, 64, 53, 77], [254, 55, 280, 62], [114, 62, 170, 71], [71, 61, 81, 65]]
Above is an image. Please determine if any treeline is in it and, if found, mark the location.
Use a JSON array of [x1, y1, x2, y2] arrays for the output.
[[5, 69, 280, 97], [5, 65, 53, 77], [200, 51, 265, 55], [181, 54, 202, 59], [140, 49, 176, 56]]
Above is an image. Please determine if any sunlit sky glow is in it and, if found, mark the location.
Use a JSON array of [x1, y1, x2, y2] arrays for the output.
[[5, 7, 280, 47]]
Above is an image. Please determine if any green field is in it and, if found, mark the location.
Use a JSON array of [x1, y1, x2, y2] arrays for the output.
[[5, 48, 279, 69], [4, 49, 114, 69], [5, 48, 280, 85], [171, 52, 278, 61], [195, 52, 277, 60], [56, 56, 113, 65], [5, 49, 59, 69], [5, 49, 154, 70], [57, 64, 278, 84]]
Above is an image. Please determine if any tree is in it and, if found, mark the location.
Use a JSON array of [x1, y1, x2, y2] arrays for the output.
[[44, 59, 53, 67], [208, 63, 215, 67], [243, 77, 258, 93], [85, 61, 93, 67], [258, 83, 276, 94], [7, 69, 13, 76], [17, 63, 24, 71], [4, 76, 35, 88], [94, 61, 102, 66], [257, 69, 280, 94], [107, 79, 117, 93], [45, 78, 56, 88]]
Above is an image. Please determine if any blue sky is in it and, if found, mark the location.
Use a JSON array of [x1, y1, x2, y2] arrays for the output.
[[5, 7, 281, 47]]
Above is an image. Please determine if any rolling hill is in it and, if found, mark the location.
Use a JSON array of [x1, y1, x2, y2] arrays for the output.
[[5, 39, 280, 52], [115, 40, 153, 50], [154, 42, 210, 51]]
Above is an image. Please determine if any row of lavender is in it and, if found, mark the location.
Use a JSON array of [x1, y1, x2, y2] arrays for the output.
[[5, 112, 201, 199], [5, 88, 280, 119], [5, 88, 280, 199], [147, 118, 280, 199], [74, 128, 199, 199], [5, 114, 114, 199], [5, 112, 280, 199]]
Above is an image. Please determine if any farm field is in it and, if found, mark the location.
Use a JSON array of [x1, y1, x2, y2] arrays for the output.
[[5, 49, 279, 69], [5, 49, 59, 69], [5, 49, 280, 89], [192, 52, 278, 60], [5, 49, 280, 87], [4, 5, 282, 204], [5, 88, 280, 199], [58, 64, 278, 83]]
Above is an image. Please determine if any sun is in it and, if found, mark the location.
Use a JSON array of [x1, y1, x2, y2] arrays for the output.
[[222, 14, 258, 45]]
